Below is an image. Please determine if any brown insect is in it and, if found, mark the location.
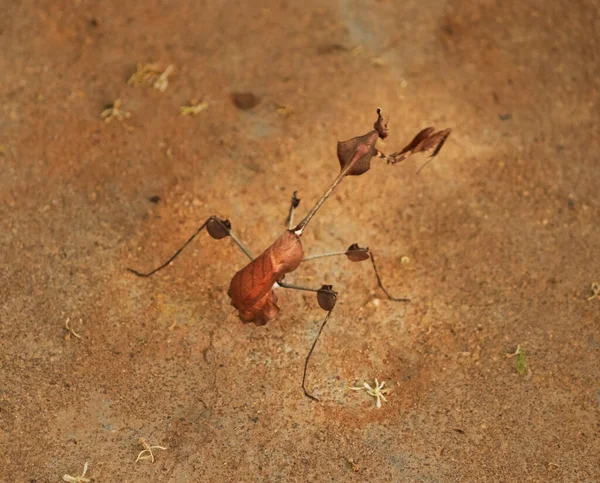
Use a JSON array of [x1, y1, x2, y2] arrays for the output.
[[128, 108, 451, 400]]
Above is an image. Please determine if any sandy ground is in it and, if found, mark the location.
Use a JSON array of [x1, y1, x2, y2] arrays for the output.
[[1, 0, 599, 481]]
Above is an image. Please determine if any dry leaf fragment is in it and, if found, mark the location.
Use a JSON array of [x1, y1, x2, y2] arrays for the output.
[[317, 43, 349, 54], [128, 63, 174, 92], [232, 92, 260, 110], [128, 63, 161, 86], [336, 108, 450, 177], [336, 108, 389, 176], [391, 127, 452, 164]]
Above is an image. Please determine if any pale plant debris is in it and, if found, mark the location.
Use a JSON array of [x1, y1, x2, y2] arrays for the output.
[[100, 99, 130, 123], [349, 378, 390, 408], [507, 344, 527, 375], [63, 461, 91, 482], [64, 317, 82, 340], [506, 344, 528, 375], [135, 437, 167, 463], [346, 457, 360, 472], [371, 56, 388, 67], [128, 63, 161, 86], [505, 344, 521, 359], [180, 99, 209, 116], [153, 65, 174, 92], [275, 103, 294, 117], [587, 282, 600, 301], [400, 256, 410, 264], [128, 63, 174, 92]]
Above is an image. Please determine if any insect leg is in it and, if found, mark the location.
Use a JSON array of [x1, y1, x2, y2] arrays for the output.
[[302, 244, 410, 302], [128, 216, 253, 277], [302, 308, 334, 401], [278, 281, 337, 401]]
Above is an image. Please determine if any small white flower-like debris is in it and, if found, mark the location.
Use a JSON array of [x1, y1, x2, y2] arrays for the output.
[[63, 461, 91, 482], [587, 282, 600, 301], [100, 99, 130, 123], [128, 63, 174, 92], [180, 99, 209, 116], [135, 437, 167, 463], [349, 378, 390, 408]]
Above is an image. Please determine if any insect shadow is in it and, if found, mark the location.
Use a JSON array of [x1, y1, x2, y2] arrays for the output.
[[128, 108, 451, 401]]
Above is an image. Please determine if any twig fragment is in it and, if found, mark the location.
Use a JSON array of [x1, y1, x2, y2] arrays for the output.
[[63, 462, 91, 482], [587, 282, 600, 301], [505, 344, 521, 359], [135, 437, 167, 463], [64, 317, 82, 340], [153, 65, 174, 92], [180, 99, 209, 116]]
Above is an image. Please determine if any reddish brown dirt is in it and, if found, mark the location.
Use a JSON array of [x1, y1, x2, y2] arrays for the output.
[[1, 0, 599, 481]]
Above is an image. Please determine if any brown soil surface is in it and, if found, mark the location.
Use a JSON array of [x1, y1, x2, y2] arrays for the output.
[[1, 0, 599, 481]]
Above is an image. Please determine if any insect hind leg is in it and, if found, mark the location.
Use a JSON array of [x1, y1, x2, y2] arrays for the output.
[[302, 244, 410, 302]]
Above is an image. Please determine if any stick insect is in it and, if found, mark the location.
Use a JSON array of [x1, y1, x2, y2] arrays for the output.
[[128, 108, 450, 401]]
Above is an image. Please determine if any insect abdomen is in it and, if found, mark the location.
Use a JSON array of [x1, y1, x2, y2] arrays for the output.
[[228, 230, 304, 325]]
